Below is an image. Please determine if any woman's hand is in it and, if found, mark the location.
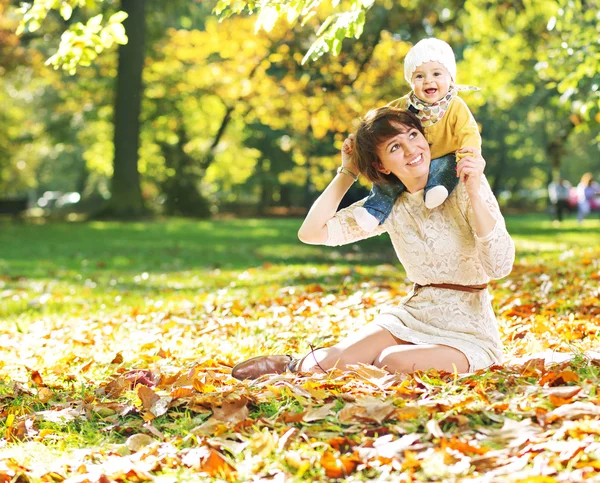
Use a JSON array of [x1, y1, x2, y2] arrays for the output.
[[341, 134, 359, 176], [457, 147, 485, 200]]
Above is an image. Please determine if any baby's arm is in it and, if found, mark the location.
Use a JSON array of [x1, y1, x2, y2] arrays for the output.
[[452, 97, 482, 162]]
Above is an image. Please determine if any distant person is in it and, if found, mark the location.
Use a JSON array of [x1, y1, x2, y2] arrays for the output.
[[353, 38, 481, 232], [577, 173, 600, 223], [547, 177, 571, 223]]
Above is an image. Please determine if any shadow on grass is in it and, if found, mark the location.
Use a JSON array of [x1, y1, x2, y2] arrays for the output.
[[0, 218, 397, 281]]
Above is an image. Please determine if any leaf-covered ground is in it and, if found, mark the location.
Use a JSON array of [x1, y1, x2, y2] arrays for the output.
[[1, 215, 599, 482]]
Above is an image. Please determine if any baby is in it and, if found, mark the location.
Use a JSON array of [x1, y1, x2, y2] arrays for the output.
[[354, 38, 481, 232]]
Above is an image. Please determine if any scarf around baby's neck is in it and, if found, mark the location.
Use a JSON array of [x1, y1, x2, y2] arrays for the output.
[[407, 84, 478, 128]]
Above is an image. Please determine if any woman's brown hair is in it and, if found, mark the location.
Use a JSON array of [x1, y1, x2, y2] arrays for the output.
[[353, 106, 425, 184]]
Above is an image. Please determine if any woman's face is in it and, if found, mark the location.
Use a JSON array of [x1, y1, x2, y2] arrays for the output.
[[375, 123, 431, 190]]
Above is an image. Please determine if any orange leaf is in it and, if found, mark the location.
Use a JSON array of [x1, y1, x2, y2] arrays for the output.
[[320, 451, 358, 478], [202, 449, 235, 476], [443, 437, 489, 455], [170, 387, 194, 399], [31, 370, 44, 386], [110, 353, 124, 364]]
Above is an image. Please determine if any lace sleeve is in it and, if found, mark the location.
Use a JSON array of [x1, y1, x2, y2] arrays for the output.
[[325, 199, 388, 246], [461, 177, 515, 279]]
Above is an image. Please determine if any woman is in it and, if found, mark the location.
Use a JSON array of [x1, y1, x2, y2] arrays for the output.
[[577, 172, 599, 223], [232, 107, 514, 380]]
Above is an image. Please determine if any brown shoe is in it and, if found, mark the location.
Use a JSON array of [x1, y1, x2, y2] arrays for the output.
[[231, 355, 293, 380]]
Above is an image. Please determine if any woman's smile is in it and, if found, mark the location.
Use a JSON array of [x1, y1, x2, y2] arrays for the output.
[[406, 154, 423, 166]]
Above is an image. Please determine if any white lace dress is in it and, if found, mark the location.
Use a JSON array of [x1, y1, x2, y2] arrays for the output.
[[325, 176, 515, 371]]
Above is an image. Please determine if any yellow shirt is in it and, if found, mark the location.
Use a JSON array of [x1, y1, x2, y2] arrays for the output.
[[388, 94, 481, 161]]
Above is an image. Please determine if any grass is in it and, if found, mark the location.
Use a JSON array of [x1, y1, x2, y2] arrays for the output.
[[0, 212, 599, 482]]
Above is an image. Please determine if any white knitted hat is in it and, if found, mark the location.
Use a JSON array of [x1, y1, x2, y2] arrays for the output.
[[404, 38, 456, 85]]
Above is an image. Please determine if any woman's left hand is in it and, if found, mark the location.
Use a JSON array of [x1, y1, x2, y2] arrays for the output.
[[457, 147, 486, 200]]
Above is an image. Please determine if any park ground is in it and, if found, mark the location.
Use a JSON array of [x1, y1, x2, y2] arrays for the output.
[[1, 214, 600, 482]]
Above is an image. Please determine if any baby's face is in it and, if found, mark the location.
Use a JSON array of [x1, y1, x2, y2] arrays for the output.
[[411, 61, 452, 103]]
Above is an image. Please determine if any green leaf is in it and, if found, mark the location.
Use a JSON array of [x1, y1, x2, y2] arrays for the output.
[[60, 3, 73, 21], [109, 23, 128, 45], [108, 11, 128, 24], [255, 5, 279, 32], [87, 13, 103, 29]]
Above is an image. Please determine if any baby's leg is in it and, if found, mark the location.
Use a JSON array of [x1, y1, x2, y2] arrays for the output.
[[354, 183, 405, 232], [424, 153, 459, 209]]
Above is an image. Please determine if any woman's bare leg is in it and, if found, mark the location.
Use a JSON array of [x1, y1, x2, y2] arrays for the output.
[[373, 344, 469, 373], [298, 323, 408, 372]]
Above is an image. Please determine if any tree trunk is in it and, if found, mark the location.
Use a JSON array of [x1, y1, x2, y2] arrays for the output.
[[104, 0, 147, 218]]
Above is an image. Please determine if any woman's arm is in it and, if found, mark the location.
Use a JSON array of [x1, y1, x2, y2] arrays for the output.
[[456, 147, 495, 237], [298, 137, 359, 245], [457, 147, 515, 279]]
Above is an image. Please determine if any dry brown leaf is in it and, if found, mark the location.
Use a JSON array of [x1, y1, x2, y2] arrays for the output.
[[125, 433, 154, 452], [303, 402, 335, 422], [137, 385, 160, 411], [280, 410, 306, 423], [211, 397, 249, 424], [104, 377, 127, 399], [38, 387, 53, 404], [518, 358, 546, 377], [338, 404, 364, 424], [110, 353, 124, 364]]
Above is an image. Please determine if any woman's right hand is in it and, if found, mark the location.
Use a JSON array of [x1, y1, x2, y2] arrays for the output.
[[341, 135, 359, 175]]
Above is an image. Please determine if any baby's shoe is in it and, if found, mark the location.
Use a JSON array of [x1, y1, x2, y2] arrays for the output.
[[424, 186, 449, 209], [353, 206, 380, 232]]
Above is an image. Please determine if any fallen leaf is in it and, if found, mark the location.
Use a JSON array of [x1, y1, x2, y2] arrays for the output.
[[546, 402, 600, 423], [110, 353, 124, 364], [320, 451, 359, 478], [31, 370, 44, 386], [182, 447, 235, 476], [303, 402, 336, 422], [125, 369, 158, 388], [211, 397, 249, 424], [137, 385, 160, 411], [38, 387, 53, 404], [357, 434, 421, 459], [125, 433, 154, 452]]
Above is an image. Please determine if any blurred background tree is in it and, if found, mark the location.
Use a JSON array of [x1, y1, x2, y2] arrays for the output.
[[2, 0, 598, 218]]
